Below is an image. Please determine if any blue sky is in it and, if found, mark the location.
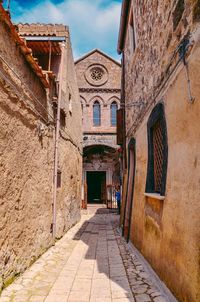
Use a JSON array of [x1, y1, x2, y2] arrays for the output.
[[3, 0, 122, 60]]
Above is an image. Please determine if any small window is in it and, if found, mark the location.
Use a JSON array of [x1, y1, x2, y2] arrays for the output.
[[81, 103, 84, 122], [69, 93, 72, 115], [93, 101, 101, 126], [129, 9, 136, 54], [57, 169, 61, 188], [146, 103, 168, 196], [111, 102, 118, 126], [60, 109, 66, 129]]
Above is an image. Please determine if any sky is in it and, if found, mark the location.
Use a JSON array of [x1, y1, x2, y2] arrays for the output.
[[3, 0, 122, 60]]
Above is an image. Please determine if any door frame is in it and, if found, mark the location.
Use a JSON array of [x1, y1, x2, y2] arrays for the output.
[[86, 171, 107, 204], [122, 138, 136, 242]]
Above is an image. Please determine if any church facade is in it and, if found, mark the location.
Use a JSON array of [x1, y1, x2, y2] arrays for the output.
[[75, 49, 121, 206]]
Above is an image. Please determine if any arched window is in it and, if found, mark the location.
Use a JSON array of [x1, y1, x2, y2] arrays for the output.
[[146, 103, 168, 196], [93, 101, 101, 126], [111, 101, 118, 126]]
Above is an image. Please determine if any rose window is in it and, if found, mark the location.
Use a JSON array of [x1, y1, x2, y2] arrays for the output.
[[85, 64, 108, 86], [90, 67, 104, 81]]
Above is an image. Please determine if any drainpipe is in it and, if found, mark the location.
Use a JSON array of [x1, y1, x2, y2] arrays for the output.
[[52, 42, 65, 239]]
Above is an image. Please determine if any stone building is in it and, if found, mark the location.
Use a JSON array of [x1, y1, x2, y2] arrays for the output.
[[75, 49, 121, 206], [117, 1, 200, 302], [0, 5, 82, 290]]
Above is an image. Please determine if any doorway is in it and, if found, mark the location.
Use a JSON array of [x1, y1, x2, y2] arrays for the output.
[[87, 171, 106, 203], [123, 138, 136, 242]]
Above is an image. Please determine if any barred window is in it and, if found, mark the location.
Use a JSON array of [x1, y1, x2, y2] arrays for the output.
[[146, 103, 168, 196], [152, 120, 164, 193], [93, 101, 101, 126], [111, 102, 118, 126]]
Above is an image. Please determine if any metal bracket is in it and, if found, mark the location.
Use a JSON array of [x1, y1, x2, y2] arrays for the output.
[[179, 38, 195, 103]]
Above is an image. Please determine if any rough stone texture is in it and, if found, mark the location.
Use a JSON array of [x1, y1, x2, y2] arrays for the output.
[[75, 50, 121, 204], [0, 14, 82, 291], [119, 1, 200, 302], [75, 49, 121, 139]]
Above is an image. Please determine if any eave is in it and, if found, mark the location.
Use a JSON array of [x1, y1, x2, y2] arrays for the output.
[[0, 5, 49, 88], [117, 0, 131, 54], [75, 49, 121, 67]]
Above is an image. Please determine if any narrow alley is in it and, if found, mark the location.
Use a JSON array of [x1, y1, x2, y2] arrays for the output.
[[0, 206, 176, 302]]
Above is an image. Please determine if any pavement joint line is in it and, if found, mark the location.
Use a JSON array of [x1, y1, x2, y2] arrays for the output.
[[0, 207, 179, 302]]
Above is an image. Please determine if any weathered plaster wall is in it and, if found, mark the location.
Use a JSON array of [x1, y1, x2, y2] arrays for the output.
[[129, 46, 200, 302], [0, 19, 82, 290], [122, 1, 200, 301]]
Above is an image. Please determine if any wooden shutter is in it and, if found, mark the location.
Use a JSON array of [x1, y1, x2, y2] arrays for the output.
[[117, 108, 124, 145]]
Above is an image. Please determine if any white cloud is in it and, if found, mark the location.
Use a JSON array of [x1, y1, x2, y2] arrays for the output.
[[12, 0, 122, 60]]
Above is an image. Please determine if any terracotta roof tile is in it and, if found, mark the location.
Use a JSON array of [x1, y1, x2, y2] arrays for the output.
[[17, 23, 69, 37]]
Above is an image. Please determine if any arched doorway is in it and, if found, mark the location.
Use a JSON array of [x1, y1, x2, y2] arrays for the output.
[[83, 145, 120, 206]]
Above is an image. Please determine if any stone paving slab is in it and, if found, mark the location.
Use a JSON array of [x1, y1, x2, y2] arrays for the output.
[[0, 206, 176, 302]]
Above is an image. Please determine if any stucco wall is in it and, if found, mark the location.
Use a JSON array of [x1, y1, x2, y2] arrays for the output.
[[0, 19, 82, 290], [129, 45, 200, 302], [121, 1, 200, 301]]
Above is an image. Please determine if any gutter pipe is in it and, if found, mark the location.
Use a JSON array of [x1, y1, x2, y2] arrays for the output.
[[52, 42, 65, 239]]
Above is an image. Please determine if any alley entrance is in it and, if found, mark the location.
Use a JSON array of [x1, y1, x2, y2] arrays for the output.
[[87, 171, 106, 203]]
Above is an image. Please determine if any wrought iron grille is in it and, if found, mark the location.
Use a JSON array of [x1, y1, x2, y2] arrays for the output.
[[153, 120, 164, 193]]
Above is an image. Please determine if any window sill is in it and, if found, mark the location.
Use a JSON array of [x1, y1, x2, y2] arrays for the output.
[[144, 193, 165, 200]]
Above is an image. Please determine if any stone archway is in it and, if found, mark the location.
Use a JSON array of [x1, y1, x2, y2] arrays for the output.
[[82, 145, 120, 206]]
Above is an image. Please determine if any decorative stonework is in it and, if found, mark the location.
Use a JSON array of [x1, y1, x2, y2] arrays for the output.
[[90, 67, 103, 81], [79, 88, 120, 93], [85, 64, 108, 87]]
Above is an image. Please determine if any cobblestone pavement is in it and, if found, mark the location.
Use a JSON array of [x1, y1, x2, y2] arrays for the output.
[[0, 206, 175, 302]]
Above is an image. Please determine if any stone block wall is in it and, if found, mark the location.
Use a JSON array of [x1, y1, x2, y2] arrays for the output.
[[0, 14, 82, 290], [75, 50, 121, 136], [124, 0, 200, 129]]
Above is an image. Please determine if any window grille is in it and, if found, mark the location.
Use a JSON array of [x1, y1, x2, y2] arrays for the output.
[[153, 120, 164, 193], [146, 103, 168, 196], [93, 101, 101, 126]]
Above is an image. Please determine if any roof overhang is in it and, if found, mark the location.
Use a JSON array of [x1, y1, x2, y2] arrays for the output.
[[23, 36, 66, 42], [26, 41, 62, 55], [117, 0, 131, 54], [0, 5, 49, 88]]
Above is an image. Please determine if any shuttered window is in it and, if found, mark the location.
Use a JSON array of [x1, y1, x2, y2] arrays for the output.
[[117, 108, 124, 145]]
